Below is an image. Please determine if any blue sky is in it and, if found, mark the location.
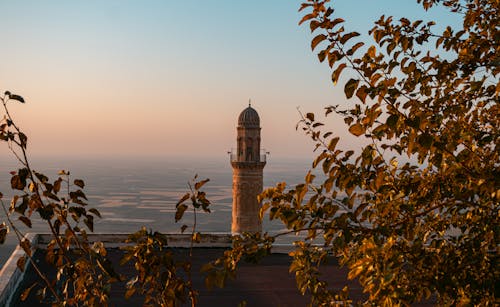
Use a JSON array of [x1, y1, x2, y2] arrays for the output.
[[0, 1, 460, 160]]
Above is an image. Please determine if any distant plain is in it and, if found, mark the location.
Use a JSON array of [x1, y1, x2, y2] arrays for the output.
[[0, 156, 312, 267]]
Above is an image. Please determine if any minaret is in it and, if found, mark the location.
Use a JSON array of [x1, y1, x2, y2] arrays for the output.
[[230, 102, 266, 234]]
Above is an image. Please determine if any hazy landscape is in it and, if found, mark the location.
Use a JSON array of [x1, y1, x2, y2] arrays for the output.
[[0, 156, 312, 266]]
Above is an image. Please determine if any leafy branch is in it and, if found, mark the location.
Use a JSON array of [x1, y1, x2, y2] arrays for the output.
[[1, 91, 115, 305]]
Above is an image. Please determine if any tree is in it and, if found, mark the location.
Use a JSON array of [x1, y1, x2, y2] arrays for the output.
[[2, 0, 498, 306], [209, 0, 499, 305]]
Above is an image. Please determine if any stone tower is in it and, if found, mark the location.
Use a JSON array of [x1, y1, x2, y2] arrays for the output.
[[230, 103, 266, 234]]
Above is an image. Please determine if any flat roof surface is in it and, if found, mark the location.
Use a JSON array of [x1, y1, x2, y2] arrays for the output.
[[12, 248, 367, 306]]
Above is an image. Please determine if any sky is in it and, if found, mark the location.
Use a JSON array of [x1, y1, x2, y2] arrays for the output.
[[0, 0, 459, 161]]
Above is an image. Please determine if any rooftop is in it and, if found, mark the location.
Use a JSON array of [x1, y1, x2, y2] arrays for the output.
[[1, 233, 435, 306], [1, 233, 367, 306]]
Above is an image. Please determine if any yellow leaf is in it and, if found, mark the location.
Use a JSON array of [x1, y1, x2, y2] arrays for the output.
[[328, 137, 340, 151], [17, 255, 26, 272], [356, 85, 368, 103], [74, 179, 85, 188], [349, 123, 365, 136], [340, 31, 360, 44], [367, 45, 376, 58], [299, 13, 317, 26], [347, 41, 364, 56], [194, 178, 210, 190], [311, 34, 327, 51], [20, 283, 36, 301], [344, 79, 359, 98], [332, 63, 347, 85]]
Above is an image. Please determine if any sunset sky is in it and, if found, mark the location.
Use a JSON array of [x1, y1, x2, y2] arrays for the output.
[[0, 1, 459, 160]]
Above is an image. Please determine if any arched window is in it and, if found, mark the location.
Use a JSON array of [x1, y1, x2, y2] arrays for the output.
[[246, 138, 253, 161], [238, 137, 243, 157]]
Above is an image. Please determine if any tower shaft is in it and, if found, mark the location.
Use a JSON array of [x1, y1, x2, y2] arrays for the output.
[[231, 162, 265, 233]]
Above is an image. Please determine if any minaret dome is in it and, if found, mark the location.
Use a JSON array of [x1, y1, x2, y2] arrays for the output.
[[238, 105, 260, 128]]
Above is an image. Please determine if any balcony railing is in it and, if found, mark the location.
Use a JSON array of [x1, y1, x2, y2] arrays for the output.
[[229, 150, 267, 163]]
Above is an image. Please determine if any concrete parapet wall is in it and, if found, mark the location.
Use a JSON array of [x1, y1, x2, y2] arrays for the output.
[[34, 232, 233, 248], [0, 233, 37, 307]]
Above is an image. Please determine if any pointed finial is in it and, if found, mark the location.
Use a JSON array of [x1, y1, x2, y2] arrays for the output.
[[248, 98, 251, 107]]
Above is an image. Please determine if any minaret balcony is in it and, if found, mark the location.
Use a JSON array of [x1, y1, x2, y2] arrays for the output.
[[229, 150, 267, 163]]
